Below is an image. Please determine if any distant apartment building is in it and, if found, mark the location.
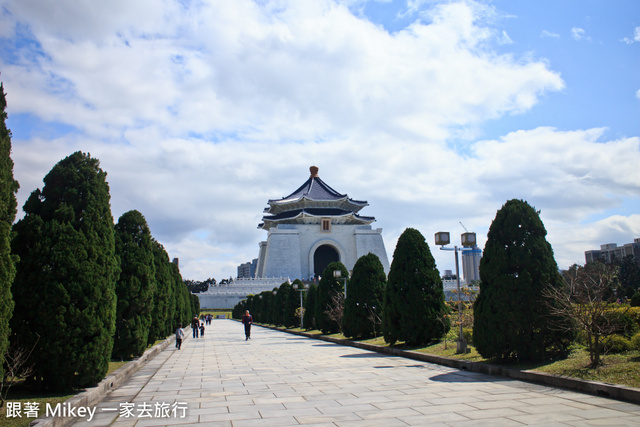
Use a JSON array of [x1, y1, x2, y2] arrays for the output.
[[440, 246, 482, 291], [585, 238, 640, 264], [461, 247, 482, 284], [237, 259, 258, 279]]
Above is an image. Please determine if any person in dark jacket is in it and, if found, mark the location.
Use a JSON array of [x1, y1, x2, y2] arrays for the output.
[[242, 310, 253, 340], [191, 316, 200, 338]]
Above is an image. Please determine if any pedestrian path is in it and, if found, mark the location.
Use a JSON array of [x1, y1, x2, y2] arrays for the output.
[[74, 320, 640, 426]]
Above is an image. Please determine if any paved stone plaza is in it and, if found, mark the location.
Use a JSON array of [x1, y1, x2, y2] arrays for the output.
[[74, 320, 640, 426]]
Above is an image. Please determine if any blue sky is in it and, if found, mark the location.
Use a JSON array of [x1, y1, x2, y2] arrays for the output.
[[359, 0, 640, 142], [1, 0, 639, 280]]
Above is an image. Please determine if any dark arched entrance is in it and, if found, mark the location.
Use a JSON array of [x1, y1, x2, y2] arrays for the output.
[[314, 244, 339, 277]]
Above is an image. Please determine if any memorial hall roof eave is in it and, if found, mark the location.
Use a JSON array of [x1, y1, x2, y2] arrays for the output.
[[267, 176, 368, 207], [262, 207, 376, 221], [258, 209, 376, 230], [263, 196, 368, 216]]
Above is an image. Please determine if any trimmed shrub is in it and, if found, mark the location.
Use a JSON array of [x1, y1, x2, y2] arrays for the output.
[[315, 262, 348, 334], [631, 332, 640, 351], [462, 328, 473, 345], [473, 199, 573, 361], [113, 210, 156, 360], [626, 307, 640, 329], [606, 307, 640, 337], [383, 228, 448, 346], [11, 152, 119, 390], [343, 253, 386, 339], [148, 240, 177, 343], [601, 334, 631, 354], [0, 82, 19, 379]]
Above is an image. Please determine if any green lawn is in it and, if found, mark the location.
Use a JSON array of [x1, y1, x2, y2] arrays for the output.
[[1, 392, 74, 427], [200, 310, 232, 319], [358, 336, 640, 389], [533, 348, 640, 388]]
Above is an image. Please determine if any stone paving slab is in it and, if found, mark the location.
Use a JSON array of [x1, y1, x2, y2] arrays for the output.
[[71, 320, 640, 426]]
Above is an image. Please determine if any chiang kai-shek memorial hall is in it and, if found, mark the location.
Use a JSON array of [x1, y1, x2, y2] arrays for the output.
[[255, 166, 390, 280]]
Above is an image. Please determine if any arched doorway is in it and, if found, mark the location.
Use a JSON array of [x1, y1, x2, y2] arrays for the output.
[[313, 244, 339, 277]]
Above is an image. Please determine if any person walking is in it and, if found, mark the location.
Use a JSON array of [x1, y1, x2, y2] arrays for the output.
[[242, 310, 253, 341], [175, 323, 184, 350], [191, 316, 200, 338]]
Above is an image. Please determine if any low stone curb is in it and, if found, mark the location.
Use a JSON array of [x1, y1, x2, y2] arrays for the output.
[[265, 324, 640, 405], [29, 328, 192, 427]]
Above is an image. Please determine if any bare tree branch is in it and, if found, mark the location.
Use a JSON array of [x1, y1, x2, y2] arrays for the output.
[[543, 263, 627, 367], [1, 334, 40, 407], [324, 291, 345, 333]]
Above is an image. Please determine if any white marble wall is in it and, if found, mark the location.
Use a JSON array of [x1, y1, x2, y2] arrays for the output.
[[197, 277, 288, 309], [258, 223, 389, 279]]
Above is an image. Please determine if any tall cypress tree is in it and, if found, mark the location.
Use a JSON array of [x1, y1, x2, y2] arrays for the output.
[[315, 262, 348, 334], [343, 253, 386, 339], [383, 228, 447, 346], [259, 290, 276, 325], [304, 283, 317, 330], [0, 83, 19, 376], [148, 239, 176, 342], [170, 262, 191, 327], [284, 279, 302, 328], [112, 210, 156, 360], [11, 152, 119, 390], [272, 282, 289, 326], [473, 199, 571, 361], [189, 293, 200, 321]]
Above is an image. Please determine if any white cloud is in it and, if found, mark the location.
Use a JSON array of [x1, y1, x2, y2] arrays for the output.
[[548, 215, 640, 269], [636, 89, 640, 100], [571, 27, 589, 41], [623, 26, 640, 44], [0, 9, 15, 39], [471, 128, 640, 219], [541, 30, 560, 39], [2, 0, 564, 145], [498, 30, 513, 45]]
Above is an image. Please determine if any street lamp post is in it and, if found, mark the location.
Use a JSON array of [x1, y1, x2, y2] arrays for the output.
[[435, 231, 477, 354], [293, 283, 309, 329], [333, 270, 348, 299]]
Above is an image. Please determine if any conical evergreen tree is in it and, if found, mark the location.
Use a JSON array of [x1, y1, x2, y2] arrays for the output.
[[473, 199, 571, 361], [315, 262, 348, 334], [149, 240, 177, 341], [343, 253, 386, 339], [0, 83, 19, 377], [272, 282, 290, 326], [189, 293, 200, 321], [112, 210, 156, 360], [11, 152, 119, 390], [170, 262, 191, 327], [304, 283, 317, 329], [259, 290, 276, 325], [284, 279, 303, 328], [383, 228, 447, 346]]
